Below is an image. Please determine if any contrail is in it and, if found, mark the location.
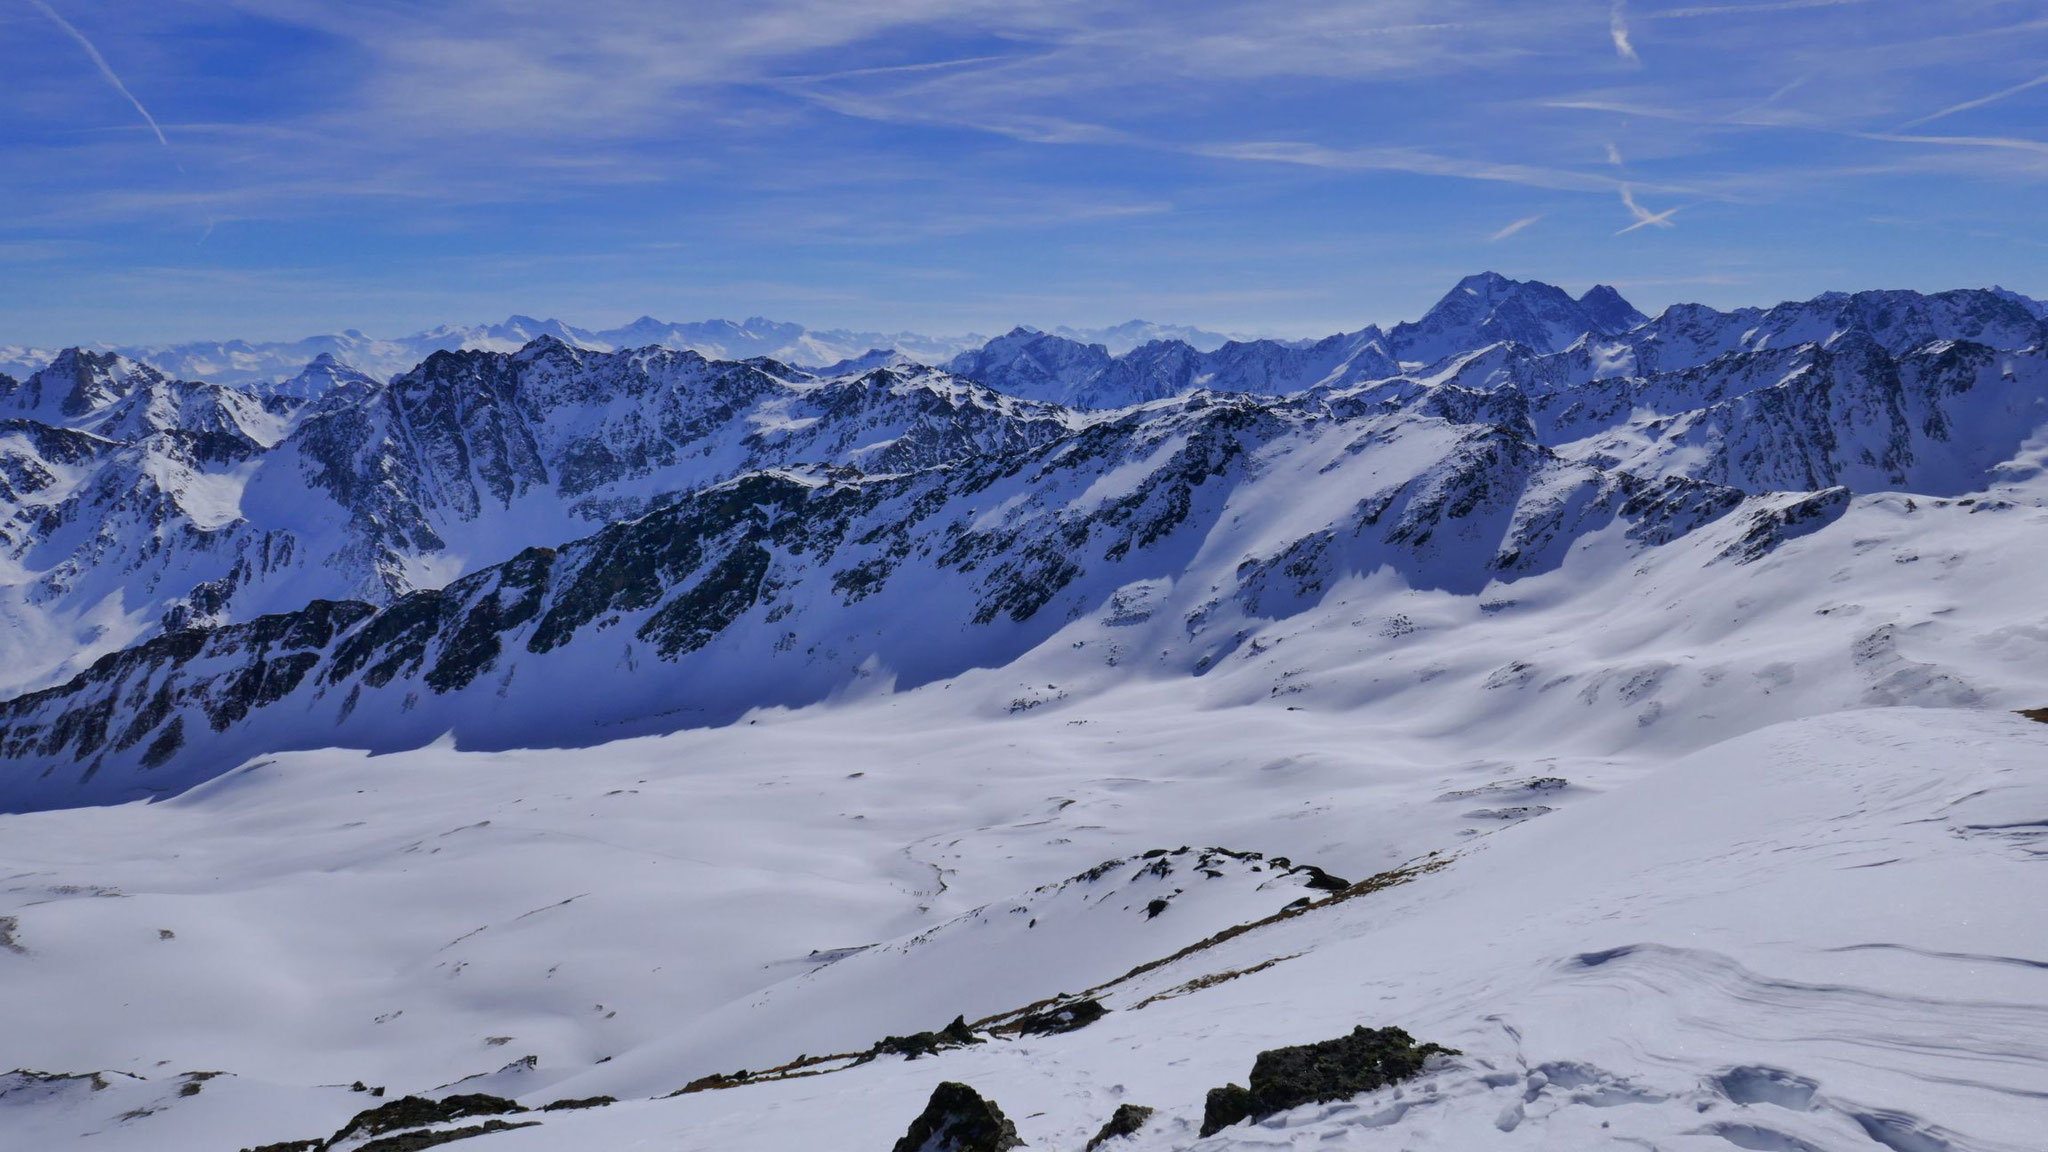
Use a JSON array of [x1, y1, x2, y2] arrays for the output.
[[25, 0, 170, 147], [1490, 215, 1543, 241], [1901, 72, 2048, 130], [1616, 184, 1679, 234]]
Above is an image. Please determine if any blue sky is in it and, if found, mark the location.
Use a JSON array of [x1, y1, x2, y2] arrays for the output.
[[4, 0, 2047, 344]]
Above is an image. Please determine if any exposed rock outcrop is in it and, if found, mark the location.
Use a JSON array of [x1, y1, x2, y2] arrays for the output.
[[1085, 1103, 1155, 1150], [890, 1081, 1023, 1152], [1200, 1025, 1458, 1136]]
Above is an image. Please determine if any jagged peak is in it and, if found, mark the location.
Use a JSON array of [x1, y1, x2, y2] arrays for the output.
[[1576, 284, 1649, 333], [1452, 270, 1516, 293], [27, 347, 166, 413], [40, 345, 142, 375], [1414, 272, 1575, 319], [513, 333, 584, 362]]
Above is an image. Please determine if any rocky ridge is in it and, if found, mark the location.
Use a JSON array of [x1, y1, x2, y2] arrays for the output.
[[1, 278, 2044, 807]]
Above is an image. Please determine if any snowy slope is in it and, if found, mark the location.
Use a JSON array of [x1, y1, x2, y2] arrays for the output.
[[3, 277, 2048, 1150], [0, 686, 2041, 1148]]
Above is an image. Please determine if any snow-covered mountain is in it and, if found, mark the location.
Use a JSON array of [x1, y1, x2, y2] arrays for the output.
[[3, 276, 2048, 1151], [266, 351, 382, 402], [0, 342, 1077, 697], [940, 274, 1648, 407], [2, 276, 2044, 798], [0, 317, 994, 389], [1, 277, 2042, 713], [1052, 320, 1240, 354], [1384, 272, 1648, 365], [945, 326, 1399, 407]]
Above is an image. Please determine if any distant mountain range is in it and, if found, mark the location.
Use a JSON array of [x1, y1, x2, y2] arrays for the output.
[[0, 317, 1246, 390], [3, 273, 2045, 803]]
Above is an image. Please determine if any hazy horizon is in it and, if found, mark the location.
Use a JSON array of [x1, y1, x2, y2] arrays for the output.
[[5, 2, 2046, 345]]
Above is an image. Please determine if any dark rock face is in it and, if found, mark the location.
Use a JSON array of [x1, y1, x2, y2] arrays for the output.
[[354, 1120, 539, 1152], [538, 1094, 615, 1110], [875, 1015, 984, 1060], [1085, 1103, 1154, 1150], [1714, 488, 1852, 563], [1295, 865, 1350, 892], [1201, 1083, 1257, 1137], [1008, 998, 1106, 1036], [238, 1091, 534, 1152], [1198, 1025, 1458, 1136], [325, 1093, 526, 1146], [890, 1081, 1023, 1152]]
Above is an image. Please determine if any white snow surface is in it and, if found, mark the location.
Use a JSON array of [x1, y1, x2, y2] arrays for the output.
[[3, 472, 2046, 1147], [3, 278, 2047, 1149], [0, 693, 2040, 1150]]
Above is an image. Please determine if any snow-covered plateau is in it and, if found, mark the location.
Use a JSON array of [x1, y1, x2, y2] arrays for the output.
[[1, 275, 2044, 1151]]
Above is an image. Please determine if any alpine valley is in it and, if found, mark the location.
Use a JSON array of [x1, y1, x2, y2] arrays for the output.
[[2, 274, 2045, 1152]]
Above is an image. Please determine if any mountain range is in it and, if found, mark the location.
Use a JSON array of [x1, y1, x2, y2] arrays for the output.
[[0, 317, 1248, 391], [3, 273, 2047, 1152], [2, 272, 2043, 800]]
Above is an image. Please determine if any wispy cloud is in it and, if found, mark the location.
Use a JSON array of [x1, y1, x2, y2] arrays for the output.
[[771, 54, 1024, 85], [24, 0, 170, 148], [1489, 214, 1543, 241], [6, 0, 2048, 338], [1726, 75, 1809, 124], [1610, 1, 1640, 62], [1648, 0, 1868, 18], [1615, 183, 1680, 234], [1548, 98, 1689, 120], [1899, 72, 2048, 129], [1860, 131, 2048, 157], [1191, 140, 1631, 195]]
